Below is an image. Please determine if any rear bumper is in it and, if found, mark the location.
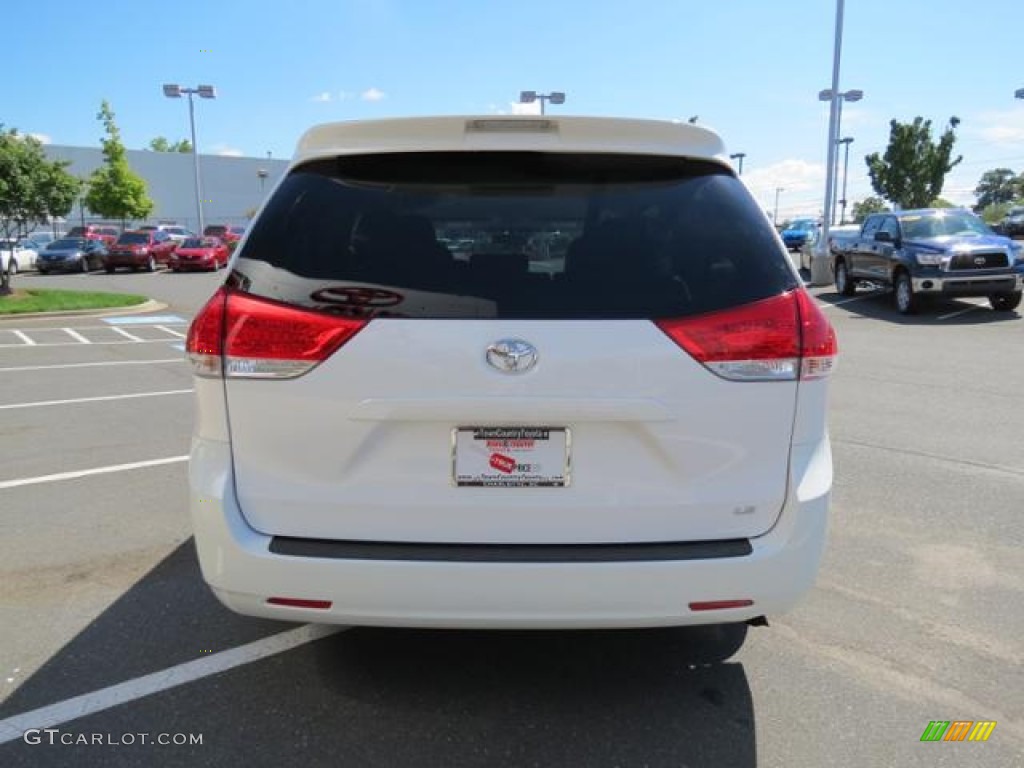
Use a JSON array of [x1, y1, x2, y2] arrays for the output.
[[189, 438, 831, 629]]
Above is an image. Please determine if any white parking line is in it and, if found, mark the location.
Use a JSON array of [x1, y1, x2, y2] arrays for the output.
[[816, 291, 885, 309], [0, 625, 344, 744], [62, 328, 91, 344], [11, 331, 35, 346], [0, 455, 189, 490], [0, 339, 184, 349], [0, 389, 192, 411], [937, 303, 986, 321], [110, 326, 144, 342], [0, 359, 184, 373], [156, 324, 186, 339]]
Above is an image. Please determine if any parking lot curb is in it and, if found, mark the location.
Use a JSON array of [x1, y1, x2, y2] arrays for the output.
[[0, 298, 169, 322]]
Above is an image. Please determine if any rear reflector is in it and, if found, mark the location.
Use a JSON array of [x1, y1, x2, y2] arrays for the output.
[[688, 600, 754, 612], [655, 290, 836, 382], [186, 288, 367, 379], [266, 597, 333, 610]]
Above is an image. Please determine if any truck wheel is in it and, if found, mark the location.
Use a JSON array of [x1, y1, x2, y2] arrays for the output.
[[146, 256, 156, 272], [834, 260, 855, 296], [105, 266, 115, 274], [894, 271, 918, 315], [989, 291, 1022, 312]]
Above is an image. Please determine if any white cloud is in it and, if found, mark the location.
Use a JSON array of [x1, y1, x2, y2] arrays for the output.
[[510, 101, 542, 116], [310, 92, 333, 103], [741, 158, 828, 218], [338, 91, 353, 101], [971, 108, 1024, 146], [212, 144, 244, 157], [28, 132, 52, 144], [360, 87, 386, 102]]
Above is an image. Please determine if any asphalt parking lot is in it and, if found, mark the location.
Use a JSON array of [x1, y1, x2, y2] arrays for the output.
[[1, 268, 1022, 767]]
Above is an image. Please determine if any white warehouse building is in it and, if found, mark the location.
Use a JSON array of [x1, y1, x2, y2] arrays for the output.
[[43, 145, 290, 231]]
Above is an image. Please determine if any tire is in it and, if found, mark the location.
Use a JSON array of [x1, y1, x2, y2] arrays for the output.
[[146, 256, 156, 272], [80, 257, 89, 273], [105, 266, 115, 274], [894, 271, 918, 315], [38, 268, 48, 275], [835, 260, 856, 296], [989, 291, 1022, 312]]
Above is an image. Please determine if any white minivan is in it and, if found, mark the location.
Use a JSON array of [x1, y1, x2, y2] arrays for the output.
[[187, 116, 837, 629]]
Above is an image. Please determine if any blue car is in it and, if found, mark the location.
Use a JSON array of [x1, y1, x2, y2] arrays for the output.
[[781, 218, 820, 252]]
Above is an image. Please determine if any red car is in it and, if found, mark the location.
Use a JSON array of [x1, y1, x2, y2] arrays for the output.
[[202, 224, 245, 244], [66, 225, 119, 247], [169, 237, 230, 272], [103, 230, 179, 272]]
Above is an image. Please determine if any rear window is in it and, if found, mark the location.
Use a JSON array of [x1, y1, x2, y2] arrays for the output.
[[117, 233, 149, 244], [231, 152, 797, 319], [66, 227, 88, 237], [204, 225, 227, 236]]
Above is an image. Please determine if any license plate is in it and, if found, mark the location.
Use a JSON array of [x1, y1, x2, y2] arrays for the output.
[[453, 427, 570, 487]]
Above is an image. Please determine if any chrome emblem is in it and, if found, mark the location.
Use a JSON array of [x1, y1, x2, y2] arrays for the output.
[[973, 256, 987, 266], [486, 339, 538, 374]]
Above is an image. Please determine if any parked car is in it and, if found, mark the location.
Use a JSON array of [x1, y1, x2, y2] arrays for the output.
[[102, 230, 178, 272], [781, 218, 820, 252], [66, 225, 118, 247], [186, 115, 838, 630], [36, 238, 108, 273], [997, 206, 1024, 239], [26, 231, 60, 248], [169, 237, 230, 271], [162, 226, 197, 243], [203, 224, 244, 244], [799, 224, 860, 272], [832, 208, 1024, 314], [0, 239, 38, 274]]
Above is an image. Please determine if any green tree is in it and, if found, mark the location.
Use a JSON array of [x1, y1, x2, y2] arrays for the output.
[[930, 197, 956, 208], [865, 116, 962, 209], [979, 201, 1013, 224], [850, 196, 889, 223], [149, 136, 192, 153], [973, 168, 1022, 212], [85, 101, 154, 227], [0, 127, 82, 294]]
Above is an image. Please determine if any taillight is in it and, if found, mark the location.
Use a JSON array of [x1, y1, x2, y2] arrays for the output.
[[185, 288, 367, 379], [655, 290, 836, 382]]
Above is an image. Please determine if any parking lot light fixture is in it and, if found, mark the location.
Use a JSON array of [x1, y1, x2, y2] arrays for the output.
[[163, 83, 216, 234], [518, 90, 566, 115], [730, 152, 747, 175]]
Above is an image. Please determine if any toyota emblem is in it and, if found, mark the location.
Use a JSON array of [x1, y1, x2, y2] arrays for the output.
[[486, 339, 538, 374]]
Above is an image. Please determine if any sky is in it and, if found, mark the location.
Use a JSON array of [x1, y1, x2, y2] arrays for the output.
[[5, 0, 1024, 220]]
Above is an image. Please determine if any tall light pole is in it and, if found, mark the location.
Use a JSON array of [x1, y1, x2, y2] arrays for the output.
[[837, 137, 854, 225], [774, 187, 785, 226], [163, 83, 216, 234], [820, 89, 862, 225], [808, 0, 849, 285], [730, 152, 747, 175], [519, 90, 566, 115]]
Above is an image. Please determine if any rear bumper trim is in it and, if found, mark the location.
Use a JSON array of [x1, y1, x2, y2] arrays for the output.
[[268, 536, 753, 562]]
